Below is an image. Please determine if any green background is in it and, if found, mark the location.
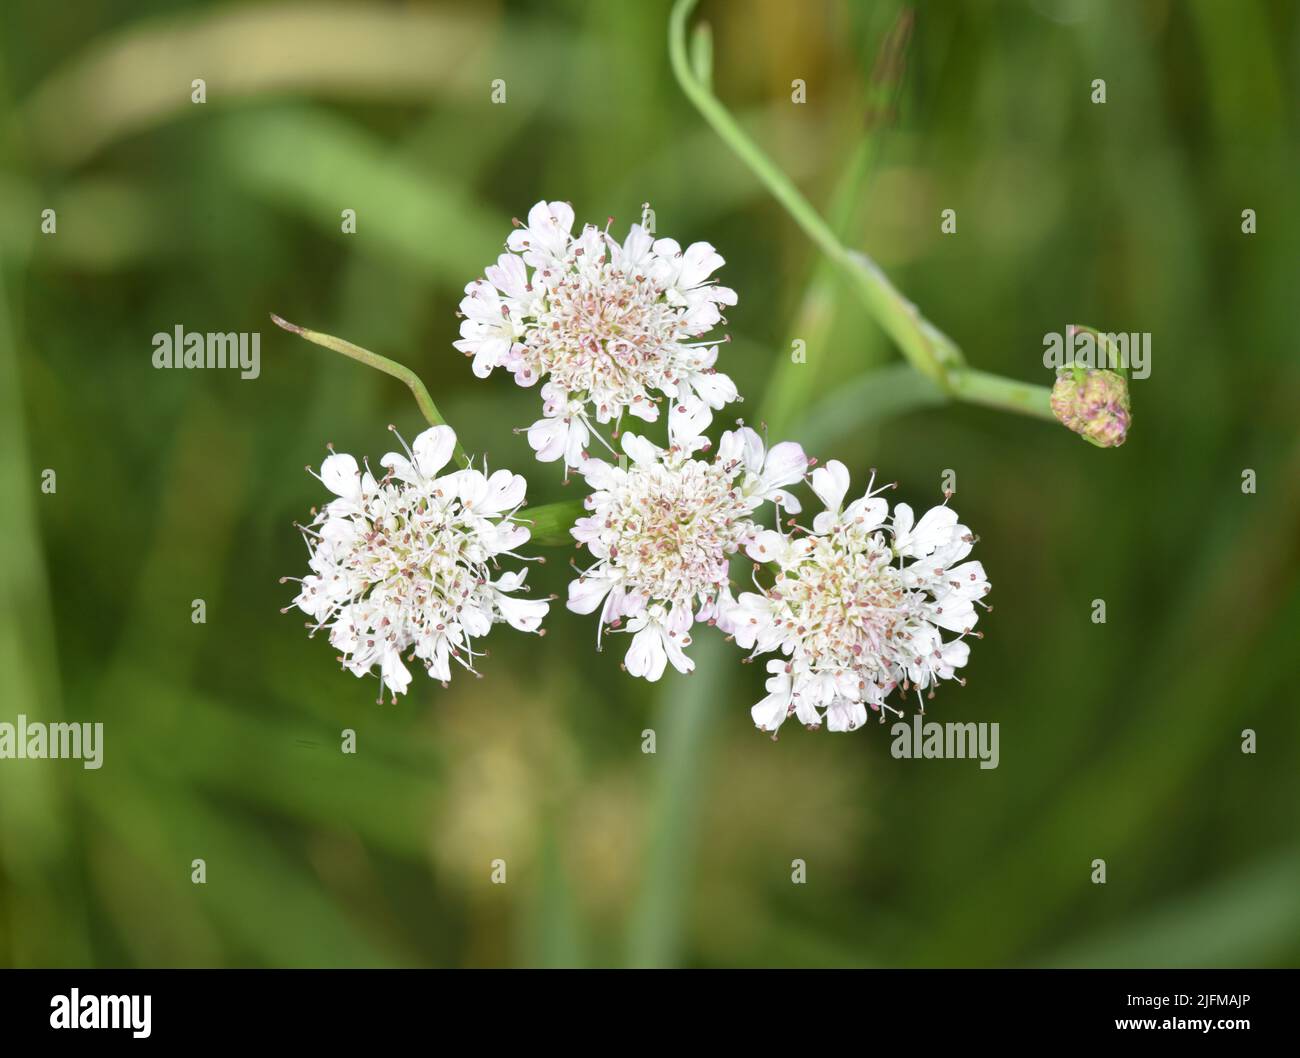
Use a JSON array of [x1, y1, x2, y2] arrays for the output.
[[1, 0, 1297, 967]]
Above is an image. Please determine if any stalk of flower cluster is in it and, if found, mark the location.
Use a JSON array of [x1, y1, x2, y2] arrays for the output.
[[271, 314, 584, 544], [668, 0, 1055, 425]]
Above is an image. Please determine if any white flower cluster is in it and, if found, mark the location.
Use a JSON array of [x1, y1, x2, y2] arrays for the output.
[[287, 425, 549, 701], [731, 461, 989, 733], [446, 200, 991, 732], [287, 200, 991, 729], [454, 201, 738, 469], [567, 404, 808, 681]]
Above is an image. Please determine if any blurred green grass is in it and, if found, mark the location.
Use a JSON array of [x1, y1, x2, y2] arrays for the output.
[[1, 0, 1297, 968]]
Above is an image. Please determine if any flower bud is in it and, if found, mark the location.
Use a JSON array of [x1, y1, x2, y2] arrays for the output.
[[1050, 368, 1131, 448]]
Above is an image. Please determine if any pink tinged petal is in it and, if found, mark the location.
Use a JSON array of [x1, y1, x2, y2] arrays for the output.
[[447, 468, 488, 508], [380, 649, 412, 697], [661, 631, 695, 675], [527, 416, 569, 462], [760, 441, 809, 491], [627, 400, 660, 423], [811, 460, 851, 513], [484, 252, 530, 299], [379, 452, 416, 481], [567, 574, 616, 615], [709, 284, 738, 307], [790, 691, 821, 733], [707, 585, 739, 634], [732, 426, 764, 473], [603, 587, 645, 625], [579, 457, 623, 491], [932, 525, 974, 566], [620, 432, 661, 466], [319, 453, 361, 500], [668, 399, 712, 450], [892, 502, 916, 539], [678, 241, 724, 289], [690, 370, 738, 409], [729, 591, 778, 650], [480, 469, 527, 515], [665, 600, 694, 635], [470, 339, 509, 378], [461, 606, 493, 638], [939, 638, 970, 675], [715, 429, 745, 467], [842, 496, 888, 530], [769, 489, 802, 514], [564, 418, 589, 469], [751, 666, 794, 731], [571, 516, 602, 544], [493, 569, 527, 592], [680, 302, 721, 332], [744, 529, 791, 565], [412, 426, 456, 478], [618, 224, 654, 269], [497, 593, 549, 633], [825, 699, 867, 733], [907, 506, 959, 556], [650, 236, 682, 260], [489, 523, 531, 553], [543, 200, 575, 234], [625, 625, 668, 681], [930, 597, 977, 633], [942, 561, 989, 600], [508, 200, 575, 262]]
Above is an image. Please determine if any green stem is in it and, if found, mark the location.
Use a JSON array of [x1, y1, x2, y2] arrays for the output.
[[521, 498, 584, 547], [271, 314, 588, 542], [271, 313, 457, 438], [667, 0, 1054, 421], [948, 367, 1054, 421]]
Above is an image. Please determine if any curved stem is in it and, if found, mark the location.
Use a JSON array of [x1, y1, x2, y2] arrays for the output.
[[668, 0, 1054, 421], [271, 314, 586, 541], [271, 314, 453, 430]]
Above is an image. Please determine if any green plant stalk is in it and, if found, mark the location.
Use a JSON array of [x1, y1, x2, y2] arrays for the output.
[[760, 137, 879, 433], [270, 313, 458, 438], [521, 498, 584, 546], [947, 367, 1052, 418], [668, 0, 1054, 423], [271, 314, 585, 544]]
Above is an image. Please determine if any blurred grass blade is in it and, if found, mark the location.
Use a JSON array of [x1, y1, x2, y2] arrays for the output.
[[626, 633, 727, 968], [20, 4, 519, 168], [0, 258, 88, 965], [217, 108, 503, 284]]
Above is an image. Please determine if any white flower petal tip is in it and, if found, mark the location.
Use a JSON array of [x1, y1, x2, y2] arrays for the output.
[[285, 426, 548, 701]]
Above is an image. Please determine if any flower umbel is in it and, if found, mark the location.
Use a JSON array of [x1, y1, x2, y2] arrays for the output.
[[454, 200, 739, 470], [285, 425, 549, 701], [730, 461, 989, 735], [567, 406, 808, 681]]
